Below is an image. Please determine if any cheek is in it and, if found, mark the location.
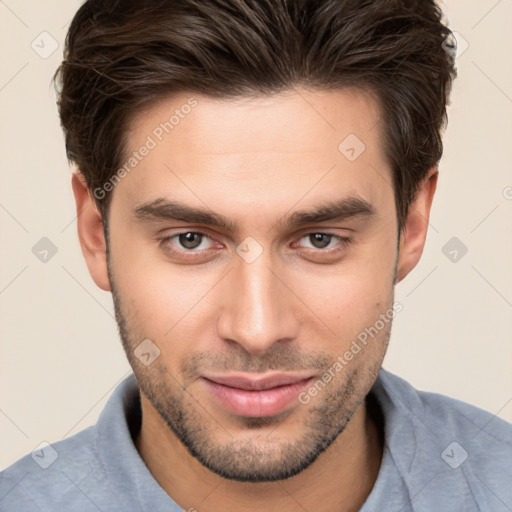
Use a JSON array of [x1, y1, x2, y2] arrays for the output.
[[109, 233, 184, 336], [289, 238, 396, 336], [111, 237, 224, 347]]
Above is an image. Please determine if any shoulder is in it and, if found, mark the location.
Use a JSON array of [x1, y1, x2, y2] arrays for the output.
[[371, 368, 512, 510], [376, 368, 512, 446], [0, 426, 106, 511], [0, 373, 142, 512], [0, 374, 144, 512]]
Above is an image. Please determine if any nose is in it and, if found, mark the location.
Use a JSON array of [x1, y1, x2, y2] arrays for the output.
[[216, 248, 300, 356]]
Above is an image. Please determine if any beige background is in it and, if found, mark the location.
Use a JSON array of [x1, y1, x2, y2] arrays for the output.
[[1, 0, 511, 469]]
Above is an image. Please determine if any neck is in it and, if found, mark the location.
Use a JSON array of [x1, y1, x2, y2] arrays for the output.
[[135, 395, 383, 512]]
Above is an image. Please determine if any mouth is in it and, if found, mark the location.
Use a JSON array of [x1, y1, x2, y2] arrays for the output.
[[201, 372, 315, 417]]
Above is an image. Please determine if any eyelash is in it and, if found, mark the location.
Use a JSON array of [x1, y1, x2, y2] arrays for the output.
[[157, 231, 352, 260]]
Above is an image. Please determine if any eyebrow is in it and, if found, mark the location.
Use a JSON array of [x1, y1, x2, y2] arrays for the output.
[[133, 196, 375, 232]]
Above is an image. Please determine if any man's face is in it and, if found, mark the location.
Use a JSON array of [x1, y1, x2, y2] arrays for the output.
[[105, 87, 399, 482]]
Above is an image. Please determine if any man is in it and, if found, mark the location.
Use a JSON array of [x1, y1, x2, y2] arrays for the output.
[[1, 0, 511, 510]]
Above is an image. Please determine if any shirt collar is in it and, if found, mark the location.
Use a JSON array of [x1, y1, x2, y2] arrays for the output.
[[94, 373, 182, 512]]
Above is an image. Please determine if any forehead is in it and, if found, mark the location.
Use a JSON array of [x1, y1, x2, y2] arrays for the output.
[[127, 86, 384, 156], [114, 87, 391, 222]]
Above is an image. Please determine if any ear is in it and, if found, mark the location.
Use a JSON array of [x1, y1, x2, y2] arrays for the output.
[[71, 172, 111, 291], [395, 167, 438, 283]]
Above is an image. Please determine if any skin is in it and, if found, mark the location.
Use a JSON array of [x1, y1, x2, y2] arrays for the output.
[[72, 87, 437, 512]]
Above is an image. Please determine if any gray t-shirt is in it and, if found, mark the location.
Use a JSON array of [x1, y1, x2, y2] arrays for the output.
[[1, 368, 511, 511]]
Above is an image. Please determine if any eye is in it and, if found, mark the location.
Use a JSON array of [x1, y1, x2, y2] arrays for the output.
[[295, 232, 351, 253], [159, 231, 217, 254], [157, 230, 352, 261], [300, 233, 337, 250]]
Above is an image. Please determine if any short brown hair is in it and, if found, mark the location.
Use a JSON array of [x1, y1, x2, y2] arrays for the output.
[[54, 0, 457, 232]]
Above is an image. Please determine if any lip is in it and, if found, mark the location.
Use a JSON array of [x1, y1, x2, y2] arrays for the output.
[[201, 372, 315, 417]]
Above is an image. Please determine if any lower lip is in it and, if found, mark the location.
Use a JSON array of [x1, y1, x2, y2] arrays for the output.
[[202, 377, 313, 417]]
